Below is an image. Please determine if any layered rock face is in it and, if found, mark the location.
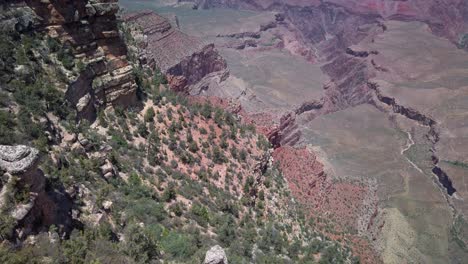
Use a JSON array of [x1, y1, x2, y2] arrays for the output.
[[123, 11, 228, 93], [188, 0, 468, 146], [191, 0, 468, 44], [2, 0, 138, 120], [0, 145, 72, 239]]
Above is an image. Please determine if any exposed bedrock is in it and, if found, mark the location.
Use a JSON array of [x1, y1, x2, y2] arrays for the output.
[[190, 0, 468, 49], [1, 0, 139, 121], [123, 11, 228, 94], [34, 0, 136, 119], [267, 112, 301, 148], [0, 145, 73, 240]]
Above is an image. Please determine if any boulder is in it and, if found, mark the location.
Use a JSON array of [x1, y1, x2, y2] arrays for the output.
[[102, 200, 113, 210], [204, 245, 228, 264], [100, 159, 115, 179], [76, 93, 92, 112], [63, 132, 78, 144], [71, 142, 86, 155]]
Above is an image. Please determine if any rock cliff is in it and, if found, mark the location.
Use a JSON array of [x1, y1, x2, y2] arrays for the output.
[[1, 0, 138, 120], [191, 0, 468, 49], [123, 11, 228, 93]]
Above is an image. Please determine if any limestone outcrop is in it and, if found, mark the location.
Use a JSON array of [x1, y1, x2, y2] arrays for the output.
[[204, 245, 228, 264], [124, 11, 228, 93], [0, 145, 72, 239], [0, 145, 39, 174]]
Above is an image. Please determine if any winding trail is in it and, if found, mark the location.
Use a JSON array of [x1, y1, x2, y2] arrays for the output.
[[401, 131, 423, 174]]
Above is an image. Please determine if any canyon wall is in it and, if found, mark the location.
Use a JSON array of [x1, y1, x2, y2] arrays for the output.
[[192, 0, 468, 48], [123, 11, 228, 93], [1, 0, 138, 120]]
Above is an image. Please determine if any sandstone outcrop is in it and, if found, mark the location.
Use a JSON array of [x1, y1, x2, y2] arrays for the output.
[[204, 245, 228, 264], [123, 11, 228, 93], [1, 0, 138, 120], [267, 112, 300, 148]]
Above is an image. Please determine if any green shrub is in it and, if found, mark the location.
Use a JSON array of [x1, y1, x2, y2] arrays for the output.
[[144, 107, 155, 122], [212, 146, 227, 164], [0, 110, 17, 145], [190, 203, 210, 227], [0, 243, 32, 264], [239, 149, 247, 161], [137, 123, 148, 137], [170, 202, 184, 217], [57, 48, 75, 70], [0, 215, 15, 240], [218, 216, 236, 246], [188, 140, 199, 153], [200, 103, 212, 119], [123, 223, 160, 263], [62, 230, 90, 264], [46, 37, 60, 52], [161, 232, 196, 260], [162, 182, 177, 202]]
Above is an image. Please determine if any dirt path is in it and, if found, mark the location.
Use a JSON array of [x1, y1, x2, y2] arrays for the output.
[[401, 131, 424, 174]]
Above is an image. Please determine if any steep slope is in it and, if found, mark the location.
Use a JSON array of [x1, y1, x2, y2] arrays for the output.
[[0, 1, 362, 263], [164, 0, 468, 263]]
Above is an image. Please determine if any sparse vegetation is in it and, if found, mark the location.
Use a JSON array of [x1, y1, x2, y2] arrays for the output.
[[0, 12, 358, 264]]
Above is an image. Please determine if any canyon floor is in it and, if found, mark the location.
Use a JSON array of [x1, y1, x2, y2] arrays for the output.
[[121, 1, 468, 263]]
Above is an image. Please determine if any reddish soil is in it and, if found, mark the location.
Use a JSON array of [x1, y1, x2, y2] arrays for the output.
[[188, 95, 381, 262], [188, 95, 278, 136], [273, 146, 381, 263]]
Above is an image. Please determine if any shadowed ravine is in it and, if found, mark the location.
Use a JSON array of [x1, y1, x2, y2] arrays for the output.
[[368, 81, 457, 197]]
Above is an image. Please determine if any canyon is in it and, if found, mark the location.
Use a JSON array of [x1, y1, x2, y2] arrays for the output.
[[1, 1, 359, 263], [120, 0, 468, 263], [0, 0, 467, 263]]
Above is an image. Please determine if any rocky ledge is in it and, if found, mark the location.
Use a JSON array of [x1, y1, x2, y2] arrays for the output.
[[1, 0, 138, 120], [0, 145, 39, 174], [124, 10, 228, 93], [0, 145, 72, 239]]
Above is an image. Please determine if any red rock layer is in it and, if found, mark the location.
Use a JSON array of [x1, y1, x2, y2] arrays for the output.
[[273, 146, 381, 263]]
